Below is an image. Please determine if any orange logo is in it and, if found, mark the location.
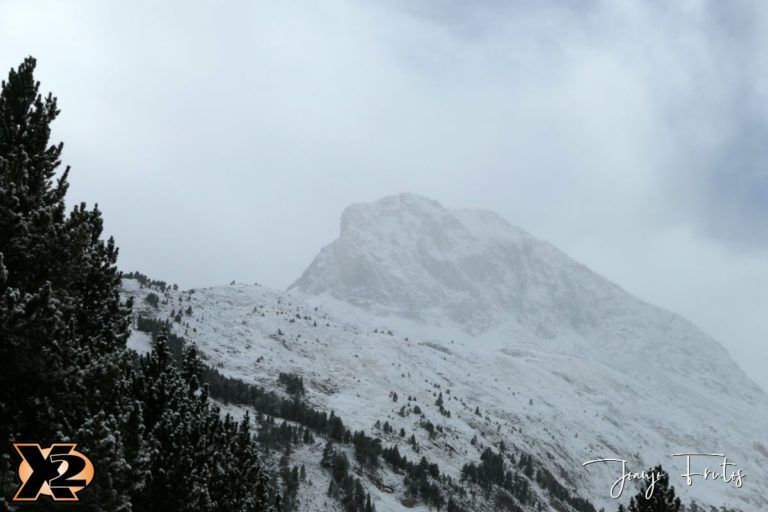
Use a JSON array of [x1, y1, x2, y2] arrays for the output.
[[12, 443, 94, 502]]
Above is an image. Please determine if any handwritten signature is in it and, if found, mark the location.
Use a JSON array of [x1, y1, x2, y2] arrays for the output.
[[582, 453, 746, 499]]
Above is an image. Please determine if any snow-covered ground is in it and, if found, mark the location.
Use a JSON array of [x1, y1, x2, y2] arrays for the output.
[[122, 194, 768, 511]]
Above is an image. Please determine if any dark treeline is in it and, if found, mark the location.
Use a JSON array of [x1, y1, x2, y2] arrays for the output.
[[535, 466, 596, 512], [123, 270, 172, 293], [322, 442, 374, 512], [278, 372, 305, 395], [460, 448, 598, 512]]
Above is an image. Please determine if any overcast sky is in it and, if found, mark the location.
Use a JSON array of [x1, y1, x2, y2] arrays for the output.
[[2, 0, 766, 390]]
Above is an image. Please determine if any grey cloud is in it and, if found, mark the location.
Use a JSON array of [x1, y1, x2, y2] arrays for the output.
[[0, 0, 766, 389]]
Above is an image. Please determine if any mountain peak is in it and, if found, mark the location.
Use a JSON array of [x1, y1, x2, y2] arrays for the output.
[[290, 194, 621, 335], [340, 193, 526, 241]]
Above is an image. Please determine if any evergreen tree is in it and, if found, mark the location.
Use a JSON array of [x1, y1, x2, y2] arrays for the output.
[[0, 56, 134, 509], [132, 332, 277, 511], [624, 465, 681, 512]]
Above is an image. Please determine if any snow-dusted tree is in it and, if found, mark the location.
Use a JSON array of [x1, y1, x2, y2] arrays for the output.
[[0, 56, 134, 508], [133, 333, 277, 511]]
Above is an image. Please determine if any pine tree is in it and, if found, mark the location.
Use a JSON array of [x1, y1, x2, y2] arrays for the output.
[[624, 465, 681, 512], [321, 440, 335, 467], [181, 342, 205, 394], [133, 333, 277, 511], [0, 56, 134, 509]]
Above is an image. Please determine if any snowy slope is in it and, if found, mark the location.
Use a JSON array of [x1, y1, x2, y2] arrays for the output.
[[290, 193, 768, 509], [123, 194, 768, 511]]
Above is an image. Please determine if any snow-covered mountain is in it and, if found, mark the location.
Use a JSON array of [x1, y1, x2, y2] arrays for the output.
[[291, 194, 751, 378], [292, 192, 614, 334], [124, 193, 768, 511]]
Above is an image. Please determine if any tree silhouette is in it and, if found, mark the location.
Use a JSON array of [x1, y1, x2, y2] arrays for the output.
[[623, 465, 681, 512]]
